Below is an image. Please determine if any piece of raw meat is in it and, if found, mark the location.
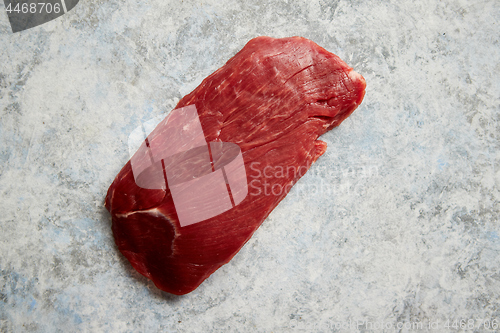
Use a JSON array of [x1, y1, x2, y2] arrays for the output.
[[105, 36, 366, 295]]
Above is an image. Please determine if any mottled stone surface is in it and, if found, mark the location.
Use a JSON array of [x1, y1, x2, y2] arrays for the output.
[[0, 0, 499, 331]]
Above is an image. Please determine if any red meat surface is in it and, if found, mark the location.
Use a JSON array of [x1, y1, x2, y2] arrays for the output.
[[105, 36, 366, 295]]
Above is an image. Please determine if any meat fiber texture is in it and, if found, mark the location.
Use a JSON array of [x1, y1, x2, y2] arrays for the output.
[[105, 36, 366, 295]]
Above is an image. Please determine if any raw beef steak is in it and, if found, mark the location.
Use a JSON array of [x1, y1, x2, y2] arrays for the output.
[[105, 36, 366, 295]]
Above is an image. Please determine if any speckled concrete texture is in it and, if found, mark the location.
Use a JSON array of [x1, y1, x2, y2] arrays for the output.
[[1, 0, 499, 332]]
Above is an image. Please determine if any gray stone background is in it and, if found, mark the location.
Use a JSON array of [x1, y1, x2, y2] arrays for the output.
[[1, 0, 499, 332]]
